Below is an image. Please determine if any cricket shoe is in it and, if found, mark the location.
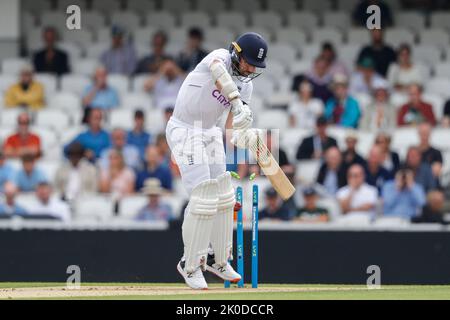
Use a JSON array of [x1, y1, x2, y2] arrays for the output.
[[205, 254, 242, 282], [177, 260, 208, 290]]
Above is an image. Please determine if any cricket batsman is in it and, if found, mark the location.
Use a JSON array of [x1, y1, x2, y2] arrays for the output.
[[166, 32, 268, 289]]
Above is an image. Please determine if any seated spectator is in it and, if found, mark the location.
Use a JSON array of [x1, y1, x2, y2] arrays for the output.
[[135, 178, 173, 221], [374, 132, 400, 175], [144, 58, 184, 109], [0, 182, 27, 216], [15, 154, 47, 192], [266, 130, 290, 168], [349, 57, 386, 96], [337, 164, 378, 217], [0, 152, 16, 192], [325, 73, 361, 128], [418, 122, 443, 180], [357, 29, 396, 77], [135, 30, 171, 74], [32, 26, 70, 76], [317, 147, 347, 196], [4, 64, 44, 110], [364, 145, 392, 193], [54, 142, 98, 201], [443, 99, 450, 127], [360, 80, 396, 131], [82, 66, 120, 111], [397, 84, 436, 126], [3, 112, 41, 159], [382, 167, 426, 220], [135, 145, 173, 192], [127, 110, 152, 161], [342, 131, 366, 169], [412, 190, 447, 224], [387, 44, 422, 92], [27, 182, 71, 221], [65, 108, 110, 161], [292, 56, 333, 104], [99, 149, 135, 198], [154, 133, 177, 172], [404, 146, 437, 192], [320, 42, 349, 78], [296, 187, 329, 223], [163, 106, 174, 124], [177, 27, 208, 72], [296, 116, 337, 160], [100, 25, 137, 75], [99, 128, 141, 171], [288, 80, 324, 130], [352, 0, 393, 28], [259, 187, 291, 221]]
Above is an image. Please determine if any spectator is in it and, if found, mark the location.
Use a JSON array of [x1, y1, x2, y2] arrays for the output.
[[155, 133, 177, 172], [32, 26, 70, 75], [382, 168, 426, 220], [397, 84, 436, 126], [266, 130, 290, 168], [325, 73, 361, 128], [288, 80, 324, 130], [0, 182, 27, 216], [342, 131, 366, 169], [337, 164, 378, 217], [357, 29, 396, 77], [360, 80, 396, 131], [177, 27, 208, 72], [0, 151, 16, 192], [135, 30, 171, 74], [291, 56, 333, 104], [135, 178, 173, 221], [443, 99, 450, 127], [317, 147, 347, 195], [28, 182, 71, 221], [54, 142, 98, 201], [163, 106, 174, 125], [374, 132, 400, 175], [352, 0, 393, 28], [364, 145, 392, 193], [99, 149, 135, 198], [99, 128, 142, 171], [296, 116, 337, 160], [412, 190, 447, 224], [350, 57, 386, 96], [144, 58, 185, 109], [15, 154, 47, 192], [100, 25, 137, 75], [127, 110, 152, 161], [296, 187, 329, 223], [4, 64, 44, 110], [259, 187, 291, 221], [82, 66, 120, 111], [418, 122, 443, 180], [320, 42, 349, 78], [135, 145, 173, 192], [3, 112, 41, 159], [405, 146, 437, 192], [387, 44, 422, 92], [65, 109, 110, 161]]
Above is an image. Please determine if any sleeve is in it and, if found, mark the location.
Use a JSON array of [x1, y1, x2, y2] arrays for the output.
[[240, 82, 253, 105], [386, 64, 397, 86], [382, 183, 397, 213], [4, 85, 18, 107], [397, 105, 407, 126], [444, 100, 450, 116], [336, 188, 346, 201], [367, 187, 379, 205], [206, 49, 230, 69], [410, 184, 426, 208]]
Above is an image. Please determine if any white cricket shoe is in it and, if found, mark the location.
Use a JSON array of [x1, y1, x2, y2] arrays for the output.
[[205, 255, 242, 282], [177, 260, 208, 290]]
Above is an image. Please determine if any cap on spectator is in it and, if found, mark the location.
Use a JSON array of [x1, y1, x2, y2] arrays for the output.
[[331, 73, 348, 86], [21, 153, 36, 163], [66, 141, 85, 157], [134, 109, 145, 119], [345, 129, 358, 141], [188, 27, 204, 40], [316, 115, 328, 126], [265, 187, 278, 198], [142, 178, 165, 195], [372, 78, 390, 92], [303, 187, 317, 197], [358, 57, 375, 69], [20, 63, 34, 74], [111, 25, 125, 37]]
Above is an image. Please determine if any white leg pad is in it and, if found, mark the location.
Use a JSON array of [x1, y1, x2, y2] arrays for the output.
[[210, 172, 236, 267], [183, 179, 218, 273]]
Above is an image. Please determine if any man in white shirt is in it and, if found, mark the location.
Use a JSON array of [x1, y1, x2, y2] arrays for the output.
[[28, 182, 71, 222], [336, 164, 378, 218]]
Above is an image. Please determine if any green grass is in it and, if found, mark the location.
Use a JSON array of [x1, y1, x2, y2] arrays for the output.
[[1, 283, 450, 300]]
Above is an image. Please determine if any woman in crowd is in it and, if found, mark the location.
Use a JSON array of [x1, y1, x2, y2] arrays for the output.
[[99, 149, 135, 198], [360, 80, 396, 131], [374, 132, 400, 176], [288, 80, 324, 130], [387, 44, 422, 92]]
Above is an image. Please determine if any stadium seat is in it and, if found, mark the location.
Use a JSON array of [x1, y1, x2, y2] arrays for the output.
[[296, 160, 321, 185], [301, 44, 321, 60], [355, 131, 375, 158], [80, 11, 107, 30], [251, 12, 283, 32], [422, 92, 445, 120], [132, 75, 149, 93], [21, 12, 36, 35], [334, 214, 372, 226], [252, 76, 277, 98], [229, 0, 263, 11], [413, 45, 442, 66], [302, 0, 332, 12], [392, 127, 420, 158], [419, 29, 450, 49], [384, 28, 416, 47], [48, 91, 82, 110], [85, 42, 109, 59], [109, 109, 134, 130], [425, 77, 450, 99], [110, 11, 142, 32], [195, 0, 226, 14], [58, 42, 84, 61], [326, 126, 347, 149], [338, 44, 362, 71], [0, 74, 17, 94], [36, 160, 59, 183], [204, 28, 234, 48], [396, 12, 426, 32], [165, 42, 184, 57], [0, 109, 21, 127], [280, 128, 309, 160], [120, 92, 154, 110], [30, 126, 58, 151], [91, 0, 121, 13], [266, 0, 297, 15], [430, 128, 450, 151], [265, 92, 294, 109], [269, 44, 298, 65], [264, 59, 287, 81], [107, 74, 130, 98], [145, 109, 166, 135], [290, 59, 313, 75], [433, 62, 450, 78], [35, 110, 70, 131], [430, 12, 450, 30], [336, 0, 359, 11], [163, 195, 185, 219], [126, 0, 157, 12], [16, 193, 41, 213], [74, 195, 114, 221], [118, 195, 148, 218], [311, 28, 344, 47], [160, 0, 192, 12], [61, 29, 94, 48], [168, 28, 188, 46], [57, 0, 88, 10], [256, 109, 289, 129], [347, 28, 371, 45], [96, 27, 114, 43], [60, 74, 90, 96], [275, 28, 307, 50], [25, 26, 45, 51], [353, 92, 372, 115], [286, 12, 319, 31], [180, 12, 211, 29], [1, 58, 30, 75], [145, 11, 176, 29], [373, 217, 411, 228], [34, 73, 58, 99], [39, 11, 67, 28], [322, 11, 351, 31], [216, 12, 248, 33], [390, 92, 408, 108], [23, 0, 51, 13], [60, 125, 86, 145], [133, 27, 157, 45], [72, 59, 100, 76]]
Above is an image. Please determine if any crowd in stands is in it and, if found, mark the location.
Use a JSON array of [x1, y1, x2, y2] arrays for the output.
[[0, 0, 449, 225]]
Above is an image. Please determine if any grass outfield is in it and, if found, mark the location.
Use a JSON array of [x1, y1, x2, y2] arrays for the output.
[[1, 283, 450, 299]]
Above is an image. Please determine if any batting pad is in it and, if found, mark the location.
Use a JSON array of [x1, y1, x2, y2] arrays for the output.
[[182, 179, 219, 274], [210, 172, 236, 267]]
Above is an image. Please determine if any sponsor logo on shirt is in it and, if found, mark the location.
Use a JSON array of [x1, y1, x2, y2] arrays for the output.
[[212, 89, 231, 108]]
